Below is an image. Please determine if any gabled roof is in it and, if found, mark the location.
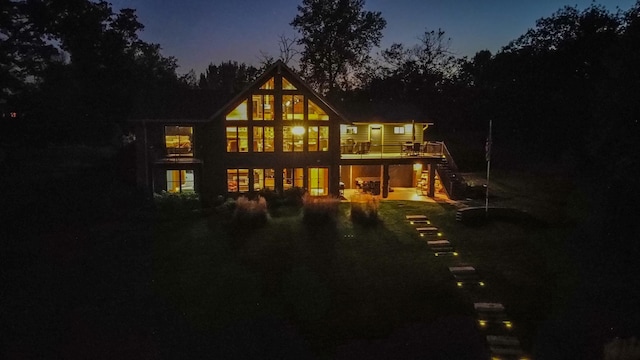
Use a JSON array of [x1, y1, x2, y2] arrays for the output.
[[210, 60, 351, 123]]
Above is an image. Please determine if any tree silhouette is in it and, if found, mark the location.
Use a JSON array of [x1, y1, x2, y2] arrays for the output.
[[291, 0, 386, 95]]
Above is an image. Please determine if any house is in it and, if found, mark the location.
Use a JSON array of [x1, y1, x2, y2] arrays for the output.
[[132, 61, 463, 204]]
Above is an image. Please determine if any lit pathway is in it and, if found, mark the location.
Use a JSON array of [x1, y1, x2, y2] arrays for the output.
[[404, 212, 530, 360]]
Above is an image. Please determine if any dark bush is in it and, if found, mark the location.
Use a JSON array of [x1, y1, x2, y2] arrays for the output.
[[302, 194, 340, 226], [350, 193, 380, 226]]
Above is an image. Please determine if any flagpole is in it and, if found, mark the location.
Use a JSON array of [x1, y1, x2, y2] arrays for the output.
[[485, 120, 492, 216]]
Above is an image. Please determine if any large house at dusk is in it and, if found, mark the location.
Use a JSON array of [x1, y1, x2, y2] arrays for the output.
[[132, 61, 463, 204]]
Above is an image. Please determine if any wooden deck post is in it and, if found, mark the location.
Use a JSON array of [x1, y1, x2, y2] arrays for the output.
[[428, 162, 436, 198], [382, 164, 390, 198]]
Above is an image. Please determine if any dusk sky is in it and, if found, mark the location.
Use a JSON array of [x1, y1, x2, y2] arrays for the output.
[[108, 0, 637, 75]]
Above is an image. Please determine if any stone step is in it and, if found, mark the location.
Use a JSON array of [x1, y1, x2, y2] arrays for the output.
[[405, 215, 427, 220]]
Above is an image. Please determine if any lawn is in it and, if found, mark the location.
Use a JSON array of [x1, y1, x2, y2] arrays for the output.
[[150, 193, 575, 359], [3, 146, 628, 359]]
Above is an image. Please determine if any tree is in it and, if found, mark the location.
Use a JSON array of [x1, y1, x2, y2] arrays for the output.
[[291, 0, 386, 95], [197, 61, 260, 95]]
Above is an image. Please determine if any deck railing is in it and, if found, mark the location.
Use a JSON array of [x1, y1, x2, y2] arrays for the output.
[[340, 141, 445, 160]]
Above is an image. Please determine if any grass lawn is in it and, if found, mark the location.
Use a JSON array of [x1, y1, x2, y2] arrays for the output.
[[151, 193, 576, 359], [4, 146, 634, 359]]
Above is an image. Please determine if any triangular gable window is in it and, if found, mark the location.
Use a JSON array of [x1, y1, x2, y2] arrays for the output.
[[282, 77, 297, 90], [260, 77, 275, 90], [308, 99, 329, 120], [226, 99, 248, 120]]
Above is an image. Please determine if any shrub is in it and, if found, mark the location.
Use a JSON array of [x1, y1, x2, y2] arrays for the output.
[[153, 191, 200, 217], [232, 195, 268, 229], [350, 193, 380, 226], [283, 187, 305, 207], [302, 194, 340, 225]]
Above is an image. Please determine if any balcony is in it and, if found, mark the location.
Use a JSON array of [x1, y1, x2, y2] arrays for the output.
[[340, 141, 445, 160]]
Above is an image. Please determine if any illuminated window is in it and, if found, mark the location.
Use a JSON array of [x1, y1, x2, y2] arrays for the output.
[[164, 126, 193, 157], [308, 100, 328, 120], [166, 170, 195, 193], [346, 126, 357, 134], [227, 168, 249, 192], [253, 126, 274, 152], [252, 95, 274, 120], [393, 126, 405, 134], [308, 126, 329, 152], [253, 168, 275, 191], [260, 77, 275, 89], [282, 77, 297, 90], [226, 99, 248, 120], [283, 168, 304, 190], [283, 126, 304, 152], [282, 95, 304, 120], [308, 167, 329, 196], [226, 126, 248, 152]]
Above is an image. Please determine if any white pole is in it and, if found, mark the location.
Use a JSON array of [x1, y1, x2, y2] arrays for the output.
[[485, 120, 492, 216]]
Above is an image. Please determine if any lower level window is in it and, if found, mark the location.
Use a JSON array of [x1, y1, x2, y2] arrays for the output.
[[166, 170, 195, 193], [308, 167, 329, 196], [283, 168, 304, 190], [253, 168, 275, 191], [227, 168, 249, 192]]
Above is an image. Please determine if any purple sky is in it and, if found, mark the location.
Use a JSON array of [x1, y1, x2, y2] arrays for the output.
[[108, 0, 637, 75]]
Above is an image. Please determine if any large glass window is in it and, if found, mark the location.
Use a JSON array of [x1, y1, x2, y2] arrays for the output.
[[282, 77, 297, 90], [226, 126, 248, 152], [308, 100, 329, 121], [283, 126, 304, 152], [308, 126, 329, 152], [283, 168, 304, 190], [260, 77, 275, 90], [308, 167, 329, 196], [227, 169, 249, 193], [253, 168, 275, 191], [165, 126, 193, 156], [226, 100, 248, 120], [282, 95, 304, 120], [166, 170, 195, 193], [252, 95, 274, 120], [253, 126, 274, 152]]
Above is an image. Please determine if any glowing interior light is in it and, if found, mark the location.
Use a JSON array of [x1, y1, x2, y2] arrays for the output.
[[291, 126, 305, 135]]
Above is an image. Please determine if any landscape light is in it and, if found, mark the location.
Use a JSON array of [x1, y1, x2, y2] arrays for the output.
[[479, 281, 485, 287], [478, 320, 487, 327], [503, 321, 513, 329], [410, 221, 414, 224], [453, 252, 459, 256], [437, 232, 442, 237], [457, 282, 463, 287]]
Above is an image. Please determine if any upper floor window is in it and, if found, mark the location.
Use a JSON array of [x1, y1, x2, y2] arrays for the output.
[[260, 77, 275, 89], [226, 126, 248, 152], [283, 126, 304, 152], [308, 100, 329, 120], [165, 126, 193, 157], [282, 77, 297, 90], [393, 126, 405, 134], [226, 100, 248, 120], [252, 95, 274, 120], [308, 126, 329, 152], [253, 126, 274, 152], [282, 95, 304, 120]]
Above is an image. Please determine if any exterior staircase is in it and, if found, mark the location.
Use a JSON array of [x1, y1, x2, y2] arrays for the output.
[[436, 142, 467, 200]]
